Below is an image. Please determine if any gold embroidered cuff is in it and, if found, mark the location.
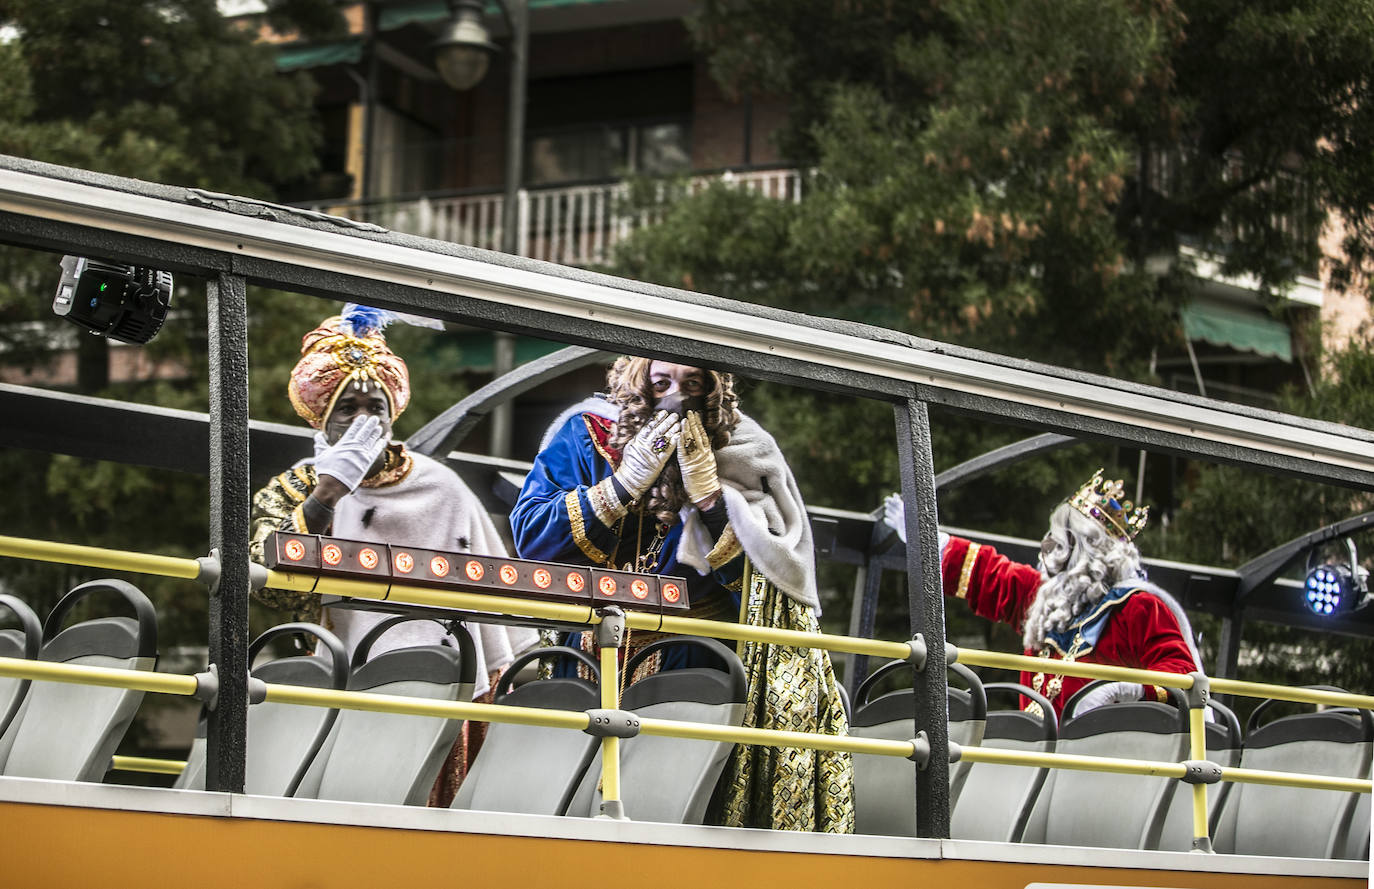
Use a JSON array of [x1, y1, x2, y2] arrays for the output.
[[955, 542, 982, 599], [289, 504, 309, 533], [1152, 684, 1168, 704], [565, 490, 612, 566], [587, 477, 628, 527], [288, 466, 313, 496], [706, 523, 743, 570]]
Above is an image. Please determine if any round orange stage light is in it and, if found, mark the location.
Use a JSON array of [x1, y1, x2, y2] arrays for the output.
[[322, 544, 343, 566], [393, 552, 415, 574], [283, 539, 306, 562], [566, 573, 585, 592], [533, 568, 552, 589], [465, 560, 484, 581], [430, 556, 450, 577], [358, 548, 379, 570], [499, 565, 519, 585], [661, 583, 682, 604], [631, 579, 650, 600], [598, 576, 617, 597]]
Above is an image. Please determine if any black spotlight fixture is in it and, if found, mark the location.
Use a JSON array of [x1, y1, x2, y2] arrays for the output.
[[52, 255, 173, 345], [1303, 539, 1370, 617]]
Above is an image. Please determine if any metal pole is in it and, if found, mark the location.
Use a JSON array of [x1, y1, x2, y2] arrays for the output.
[[489, 0, 528, 458], [206, 273, 251, 793], [895, 396, 950, 837], [362, 5, 380, 200], [1216, 611, 1243, 708]]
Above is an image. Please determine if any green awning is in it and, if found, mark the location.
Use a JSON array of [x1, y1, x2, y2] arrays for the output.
[[275, 38, 364, 72], [450, 333, 566, 370], [1181, 301, 1292, 363], [378, 0, 622, 31], [379, 0, 448, 31]]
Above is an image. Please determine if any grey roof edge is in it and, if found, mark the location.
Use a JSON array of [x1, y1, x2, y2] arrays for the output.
[[0, 153, 1356, 443]]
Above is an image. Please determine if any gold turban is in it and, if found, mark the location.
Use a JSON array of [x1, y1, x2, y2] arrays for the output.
[[287, 315, 411, 429]]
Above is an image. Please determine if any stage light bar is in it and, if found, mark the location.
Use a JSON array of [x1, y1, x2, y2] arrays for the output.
[[264, 531, 690, 613]]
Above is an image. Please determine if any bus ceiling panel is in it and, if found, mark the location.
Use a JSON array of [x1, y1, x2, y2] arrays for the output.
[[0, 383, 312, 483], [1241, 603, 1374, 640], [1, 157, 1373, 485]]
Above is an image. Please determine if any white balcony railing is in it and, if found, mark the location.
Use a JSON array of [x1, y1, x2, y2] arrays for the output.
[[300, 167, 803, 268]]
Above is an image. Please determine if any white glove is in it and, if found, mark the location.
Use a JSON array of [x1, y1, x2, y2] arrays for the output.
[[615, 411, 680, 500], [678, 411, 720, 505], [883, 493, 907, 543], [313, 431, 330, 459], [882, 493, 949, 552], [314, 415, 387, 492], [1074, 681, 1144, 715]]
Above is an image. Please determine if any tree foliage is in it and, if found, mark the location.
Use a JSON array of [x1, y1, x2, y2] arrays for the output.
[[612, 0, 1374, 681], [0, 0, 353, 652]]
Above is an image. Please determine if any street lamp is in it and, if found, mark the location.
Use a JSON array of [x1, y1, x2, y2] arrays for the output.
[[431, 1, 498, 92], [433, 0, 528, 458]]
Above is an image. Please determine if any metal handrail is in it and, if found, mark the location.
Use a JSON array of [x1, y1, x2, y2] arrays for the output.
[[3, 530, 1373, 847], [3, 655, 1368, 796]]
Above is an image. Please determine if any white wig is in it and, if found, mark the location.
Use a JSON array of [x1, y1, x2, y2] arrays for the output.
[[1022, 502, 1145, 650]]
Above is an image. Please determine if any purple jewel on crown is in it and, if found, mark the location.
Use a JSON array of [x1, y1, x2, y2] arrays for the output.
[[1068, 468, 1149, 541]]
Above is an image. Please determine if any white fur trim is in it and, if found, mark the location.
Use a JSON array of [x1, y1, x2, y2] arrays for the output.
[[674, 415, 819, 611], [538, 395, 618, 452]]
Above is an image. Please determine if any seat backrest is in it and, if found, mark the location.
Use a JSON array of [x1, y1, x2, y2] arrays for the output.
[[849, 660, 987, 837], [1021, 697, 1189, 849], [295, 618, 475, 806], [175, 623, 348, 797], [1155, 698, 1242, 852], [1213, 706, 1373, 858], [2, 580, 157, 782], [567, 637, 747, 824], [1344, 791, 1370, 861], [452, 646, 601, 815], [0, 595, 42, 770], [950, 682, 1058, 843]]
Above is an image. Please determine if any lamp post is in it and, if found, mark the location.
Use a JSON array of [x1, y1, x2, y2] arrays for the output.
[[434, 0, 528, 458]]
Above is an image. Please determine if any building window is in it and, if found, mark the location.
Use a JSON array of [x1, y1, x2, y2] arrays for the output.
[[523, 65, 692, 186]]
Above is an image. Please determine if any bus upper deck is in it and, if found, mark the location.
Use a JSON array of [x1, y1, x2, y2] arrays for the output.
[[0, 153, 1371, 887]]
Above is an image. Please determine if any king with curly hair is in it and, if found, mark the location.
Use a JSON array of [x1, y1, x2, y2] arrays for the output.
[[511, 356, 854, 833]]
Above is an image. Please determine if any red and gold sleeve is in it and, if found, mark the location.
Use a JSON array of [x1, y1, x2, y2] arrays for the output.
[[940, 536, 1044, 631], [1111, 592, 1199, 704]]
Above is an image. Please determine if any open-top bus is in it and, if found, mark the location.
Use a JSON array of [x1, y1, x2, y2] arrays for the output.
[[0, 153, 1369, 887]]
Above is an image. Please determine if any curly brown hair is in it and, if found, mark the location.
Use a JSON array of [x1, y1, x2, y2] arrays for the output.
[[605, 356, 741, 523]]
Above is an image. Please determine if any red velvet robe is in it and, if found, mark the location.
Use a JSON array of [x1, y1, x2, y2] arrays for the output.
[[941, 535, 1198, 718]]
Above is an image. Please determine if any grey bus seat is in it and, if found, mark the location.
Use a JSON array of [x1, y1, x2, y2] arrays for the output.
[[1212, 692, 1373, 859], [1155, 696, 1242, 852], [567, 636, 747, 823], [0, 595, 42, 768], [850, 661, 986, 837], [1020, 686, 1189, 850], [950, 682, 1058, 843], [452, 646, 601, 815], [174, 622, 348, 796], [1345, 792, 1370, 860], [1, 579, 157, 781], [294, 616, 475, 806]]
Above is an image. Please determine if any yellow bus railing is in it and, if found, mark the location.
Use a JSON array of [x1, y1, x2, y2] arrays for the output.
[[3, 532, 1372, 847], [111, 755, 187, 776]]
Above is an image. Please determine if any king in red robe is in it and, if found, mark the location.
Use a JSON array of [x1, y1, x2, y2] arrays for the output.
[[890, 468, 1204, 719], [940, 534, 1201, 718]]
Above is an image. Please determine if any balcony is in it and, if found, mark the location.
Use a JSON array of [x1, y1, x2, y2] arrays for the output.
[[297, 167, 803, 268]]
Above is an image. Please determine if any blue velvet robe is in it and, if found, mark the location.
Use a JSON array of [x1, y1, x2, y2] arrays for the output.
[[510, 412, 745, 669]]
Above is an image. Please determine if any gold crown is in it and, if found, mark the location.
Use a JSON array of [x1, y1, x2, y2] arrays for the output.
[[1067, 468, 1149, 541]]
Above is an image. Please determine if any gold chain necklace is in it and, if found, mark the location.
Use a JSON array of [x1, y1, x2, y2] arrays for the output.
[[620, 507, 669, 574], [1029, 631, 1087, 714]]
